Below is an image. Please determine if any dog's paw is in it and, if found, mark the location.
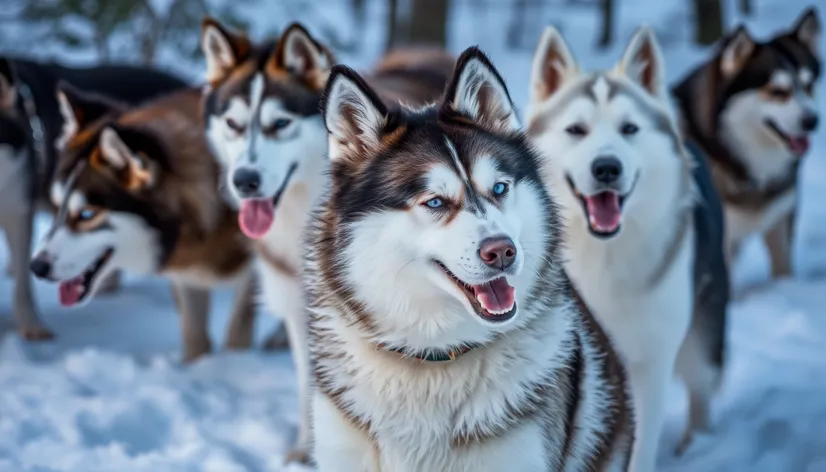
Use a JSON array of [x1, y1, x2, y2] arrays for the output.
[[19, 325, 55, 341]]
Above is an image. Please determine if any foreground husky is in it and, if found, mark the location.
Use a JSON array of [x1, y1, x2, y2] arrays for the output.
[[673, 8, 821, 279], [527, 28, 729, 470], [0, 57, 186, 340], [199, 18, 453, 462], [28, 85, 256, 362], [305, 47, 635, 471]]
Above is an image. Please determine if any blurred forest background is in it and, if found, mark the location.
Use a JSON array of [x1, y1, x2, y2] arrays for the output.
[[0, 0, 750, 70]]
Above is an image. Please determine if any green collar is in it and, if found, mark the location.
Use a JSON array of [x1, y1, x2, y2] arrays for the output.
[[379, 342, 480, 362]]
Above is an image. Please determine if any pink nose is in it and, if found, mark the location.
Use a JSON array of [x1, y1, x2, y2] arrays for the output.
[[478, 237, 517, 270]]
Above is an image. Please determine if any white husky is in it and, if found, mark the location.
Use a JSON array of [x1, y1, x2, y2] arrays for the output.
[[527, 27, 729, 471]]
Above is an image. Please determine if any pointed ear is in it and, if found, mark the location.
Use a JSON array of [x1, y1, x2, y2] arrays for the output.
[[443, 47, 519, 132], [201, 17, 252, 84], [616, 27, 667, 98], [271, 23, 332, 83], [719, 26, 755, 78], [791, 7, 820, 54], [322, 65, 390, 163], [97, 127, 154, 191], [55, 82, 117, 150], [0, 58, 17, 109], [530, 26, 578, 102]]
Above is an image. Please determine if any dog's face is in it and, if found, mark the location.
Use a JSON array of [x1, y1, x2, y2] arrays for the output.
[[718, 9, 820, 165], [0, 59, 30, 188], [528, 27, 688, 239], [201, 19, 330, 239], [30, 86, 163, 307], [319, 48, 555, 347]]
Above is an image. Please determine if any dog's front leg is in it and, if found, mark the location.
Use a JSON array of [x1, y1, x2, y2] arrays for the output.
[[223, 267, 256, 350], [170, 281, 212, 362], [627, 360, 673, 472], [312, 393, 378, 472], [1, 210, 53, 340], [763, 209, 795, 279]]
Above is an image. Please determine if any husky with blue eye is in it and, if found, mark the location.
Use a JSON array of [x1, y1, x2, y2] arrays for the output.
[[304, 47, 635, 472], [527, 27, 729, 470]]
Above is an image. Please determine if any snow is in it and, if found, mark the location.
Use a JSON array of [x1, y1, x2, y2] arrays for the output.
[[1, 0, 825, 470]]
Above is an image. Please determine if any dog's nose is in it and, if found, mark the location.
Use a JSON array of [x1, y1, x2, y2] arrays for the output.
[[591, 156, 623, 184], [232, 168, 261, 194], [29, 256, 52, 279], [801, 113, 819, 132], [479, 237, 517, 271]]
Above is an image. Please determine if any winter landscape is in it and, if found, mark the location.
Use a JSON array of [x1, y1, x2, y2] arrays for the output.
[[0, 0, 824, 470]]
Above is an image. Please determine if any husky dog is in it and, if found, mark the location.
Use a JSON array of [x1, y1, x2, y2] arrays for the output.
[[199, 18, 454, 462], [28, 85, 256, 362], [0, 57, 187, 340], [527, 27, 729, 471], [304, 47, 635, 472], [672, 8, 821, 280]]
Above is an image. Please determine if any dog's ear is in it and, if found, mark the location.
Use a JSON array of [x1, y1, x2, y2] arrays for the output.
[[530, 26, 578, 103], [96, 127, 155, 191], [270, 23, 332, 87], [322, 64, 390, 164], [719, 26, 755, 78], [616, 27, 667, 98], [791, 7, 820, 54], [55, 82, 117, 150], [201, 17, 252, 84], [0, 58, 17, 110], [443, 46, 519, 133]]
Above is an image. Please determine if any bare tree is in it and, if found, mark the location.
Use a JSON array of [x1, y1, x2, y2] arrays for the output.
[[597, 0, 614, 49], [738, 0, 753, 16], [507, 0, 529, 49], [693, 0, 724, 46]]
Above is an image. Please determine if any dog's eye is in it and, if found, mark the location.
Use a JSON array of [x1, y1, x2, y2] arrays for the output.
[[565, 124, 588, 137], [492, 182, 508, 196], [424, 197, 444, 209], [78, 208, 97, 222], [768, 88, 791, 100], [620, 122, 639, 136], [226, 118, 245, 133], [262, 118, 293, 135]]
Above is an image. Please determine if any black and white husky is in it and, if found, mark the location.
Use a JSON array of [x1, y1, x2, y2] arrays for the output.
[[527, 28, 729, 471], [673, 8, 820, 280], [304, 47, 635, 471], [0, 57, 187, 339]]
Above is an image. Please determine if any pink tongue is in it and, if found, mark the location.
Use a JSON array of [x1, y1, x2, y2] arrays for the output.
[[58, 276, 84, 307], [584, 192, 622, 233], [473, 278, 516, 314], [239, 199, 275, 239], [789, 137, 810, 156]]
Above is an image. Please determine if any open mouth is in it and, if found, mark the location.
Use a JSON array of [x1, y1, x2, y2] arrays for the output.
[[57, 247, 114, 307], [566, 175, 628, 239], [237, 163, 298, 239], [433, 261, 517, 323], [764, 119, 810, 156]]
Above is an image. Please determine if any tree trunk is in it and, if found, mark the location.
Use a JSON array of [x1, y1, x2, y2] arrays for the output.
[[387, 0, 449, 50], [693, 0, 724, 46], [597, 0, 614, 49], [385, 0, 399, 51], [738, 0, 753, 16], [506, 0, 528, 49]]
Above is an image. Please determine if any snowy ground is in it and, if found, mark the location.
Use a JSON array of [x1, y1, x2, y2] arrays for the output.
[[1, 0, 825, 471]]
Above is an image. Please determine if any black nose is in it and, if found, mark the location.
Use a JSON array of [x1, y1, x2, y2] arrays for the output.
[[591, 156, 623, 184], [801, 114, 819, 132], [232, 168, 261, 194], [29, 257, 51, 279], [479, 237, 517, 271]]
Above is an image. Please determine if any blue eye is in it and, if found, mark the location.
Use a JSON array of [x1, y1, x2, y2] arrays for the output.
[[425, 197, 444, 209], [492, 182, 508, 196], [78, 208, 97, 221]]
